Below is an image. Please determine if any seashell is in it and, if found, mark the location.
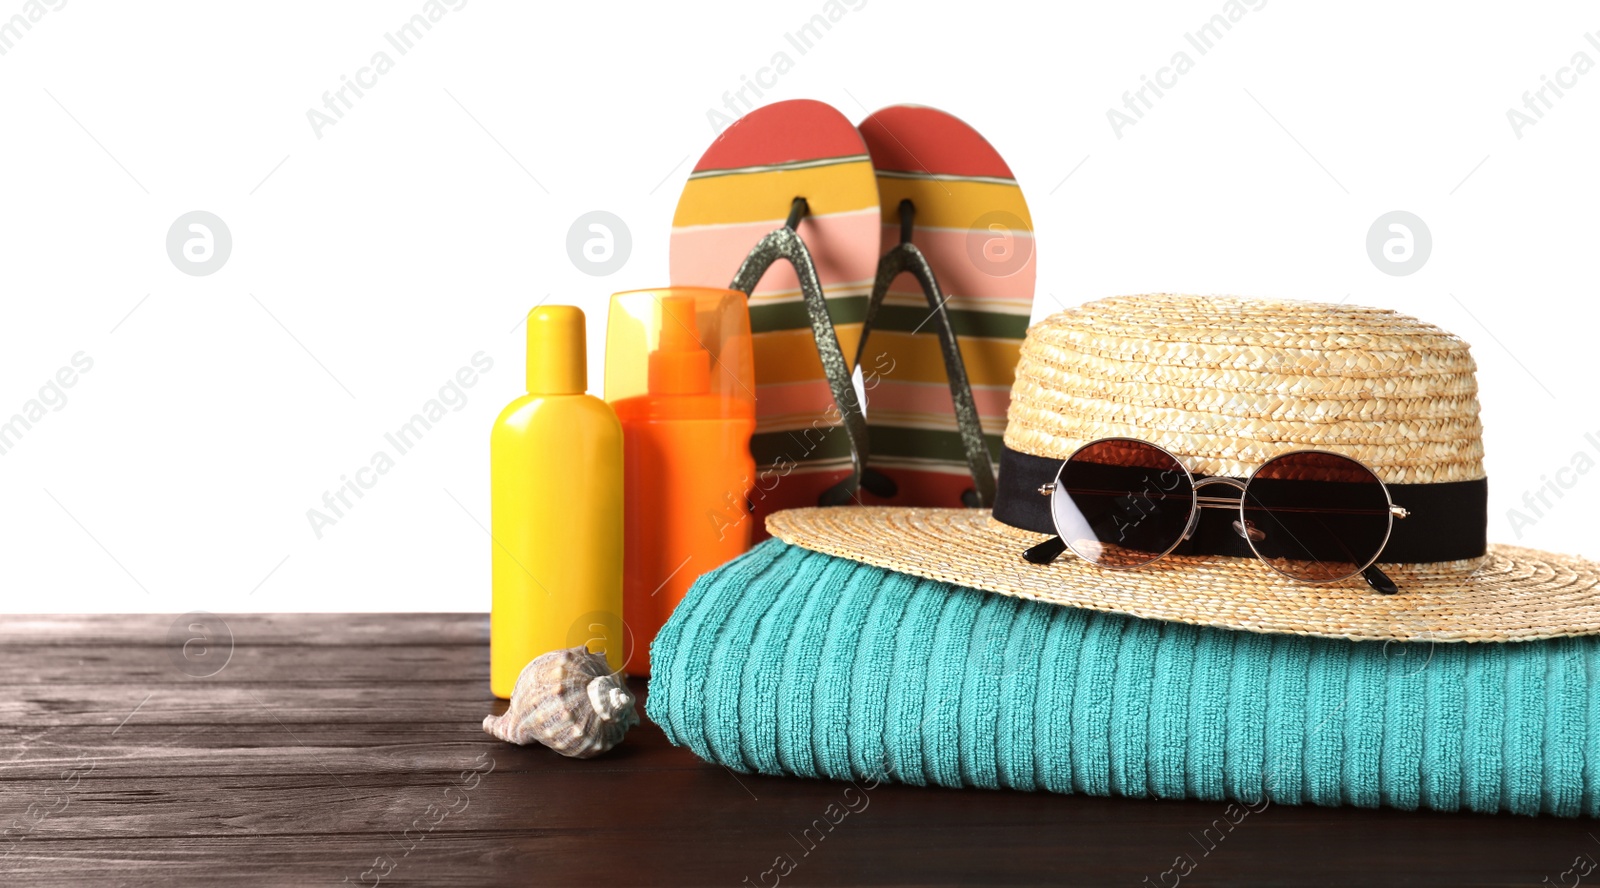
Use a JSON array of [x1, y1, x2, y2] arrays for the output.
[[482, 647, 637, 758]]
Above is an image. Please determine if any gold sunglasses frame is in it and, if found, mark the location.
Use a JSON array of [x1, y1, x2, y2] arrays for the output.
[[1031, 437, 1409, 592]]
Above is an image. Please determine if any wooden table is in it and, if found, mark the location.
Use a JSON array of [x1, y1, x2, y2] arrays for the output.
[[1, 614, 1595, 887]]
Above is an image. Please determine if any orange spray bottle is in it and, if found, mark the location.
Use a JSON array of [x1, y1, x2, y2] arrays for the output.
[[606, 288, 756, 675]]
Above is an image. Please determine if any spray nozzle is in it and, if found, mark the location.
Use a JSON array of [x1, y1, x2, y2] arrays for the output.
[[646, 295, 711, 395]]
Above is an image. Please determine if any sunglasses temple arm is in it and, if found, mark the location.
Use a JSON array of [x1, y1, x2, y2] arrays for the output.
[[1025, 524, 1399, 592], [1362, 565, 1399, 595], [1309, 511, 1401, 595], [1296, 505, 1402, 595], [1023, 536, 1068, 565]]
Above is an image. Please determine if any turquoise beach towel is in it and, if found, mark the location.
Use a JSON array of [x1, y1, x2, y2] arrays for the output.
[[647, 538, 1600, 817]]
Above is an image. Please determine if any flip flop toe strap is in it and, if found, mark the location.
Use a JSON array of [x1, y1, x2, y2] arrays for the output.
[[729, 198, 878, 506], [856, 200, 998, 508]]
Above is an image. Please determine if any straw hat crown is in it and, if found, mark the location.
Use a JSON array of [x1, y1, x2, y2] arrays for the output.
[[1002, 294, 1483, 485]]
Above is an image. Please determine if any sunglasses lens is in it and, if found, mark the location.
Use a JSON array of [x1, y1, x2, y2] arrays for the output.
[[1242, 452, 1392, 583], [1054, 440, 1194, 568]]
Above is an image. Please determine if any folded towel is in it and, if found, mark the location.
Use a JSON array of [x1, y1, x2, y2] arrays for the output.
[[647, 538, 1600, 817]]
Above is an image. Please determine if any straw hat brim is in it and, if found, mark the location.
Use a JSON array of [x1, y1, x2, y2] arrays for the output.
[[767, 507, 1600, 643]]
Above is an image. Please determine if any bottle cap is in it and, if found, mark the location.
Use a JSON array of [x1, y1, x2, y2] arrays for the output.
[[603, 288, 755, 414], [525, 305, 587, 395], [646, 295, 712, 395]]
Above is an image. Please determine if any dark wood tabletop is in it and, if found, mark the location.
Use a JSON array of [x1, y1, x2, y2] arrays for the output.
[[1, 613, 1595, 887]]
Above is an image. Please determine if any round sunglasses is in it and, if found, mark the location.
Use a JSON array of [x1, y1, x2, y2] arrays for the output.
[[1021, 438, 1411, 594]]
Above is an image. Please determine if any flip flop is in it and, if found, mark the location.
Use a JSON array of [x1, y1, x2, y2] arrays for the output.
[[853, 105, 1036, 509], [670, 99, 883, 534]]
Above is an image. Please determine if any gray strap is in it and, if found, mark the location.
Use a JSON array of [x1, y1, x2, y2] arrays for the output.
[[854, 200, 997, 508], [729, 199, 876, 506]]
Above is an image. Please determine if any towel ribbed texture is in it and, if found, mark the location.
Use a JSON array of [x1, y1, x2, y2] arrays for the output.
[[648, 539, 1600, 816]]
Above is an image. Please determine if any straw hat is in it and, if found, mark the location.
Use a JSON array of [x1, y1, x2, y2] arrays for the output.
[[769, 293, 1600, 642]]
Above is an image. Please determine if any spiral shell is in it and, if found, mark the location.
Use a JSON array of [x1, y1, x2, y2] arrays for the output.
[[482, 647, 637, 758]]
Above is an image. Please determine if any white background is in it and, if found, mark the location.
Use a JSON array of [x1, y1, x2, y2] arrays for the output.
[[1, 1, 1596, 613]]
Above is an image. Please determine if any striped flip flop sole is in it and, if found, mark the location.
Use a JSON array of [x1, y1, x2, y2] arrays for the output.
[[856, 105, 1036, 507], [670, 100, 882, 532]]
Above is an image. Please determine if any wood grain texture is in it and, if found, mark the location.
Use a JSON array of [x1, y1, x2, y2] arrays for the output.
[[0, 613, 1590, 887]]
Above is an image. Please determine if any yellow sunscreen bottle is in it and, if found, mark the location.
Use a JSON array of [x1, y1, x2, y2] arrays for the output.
[[490, 305, 624, 699]]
